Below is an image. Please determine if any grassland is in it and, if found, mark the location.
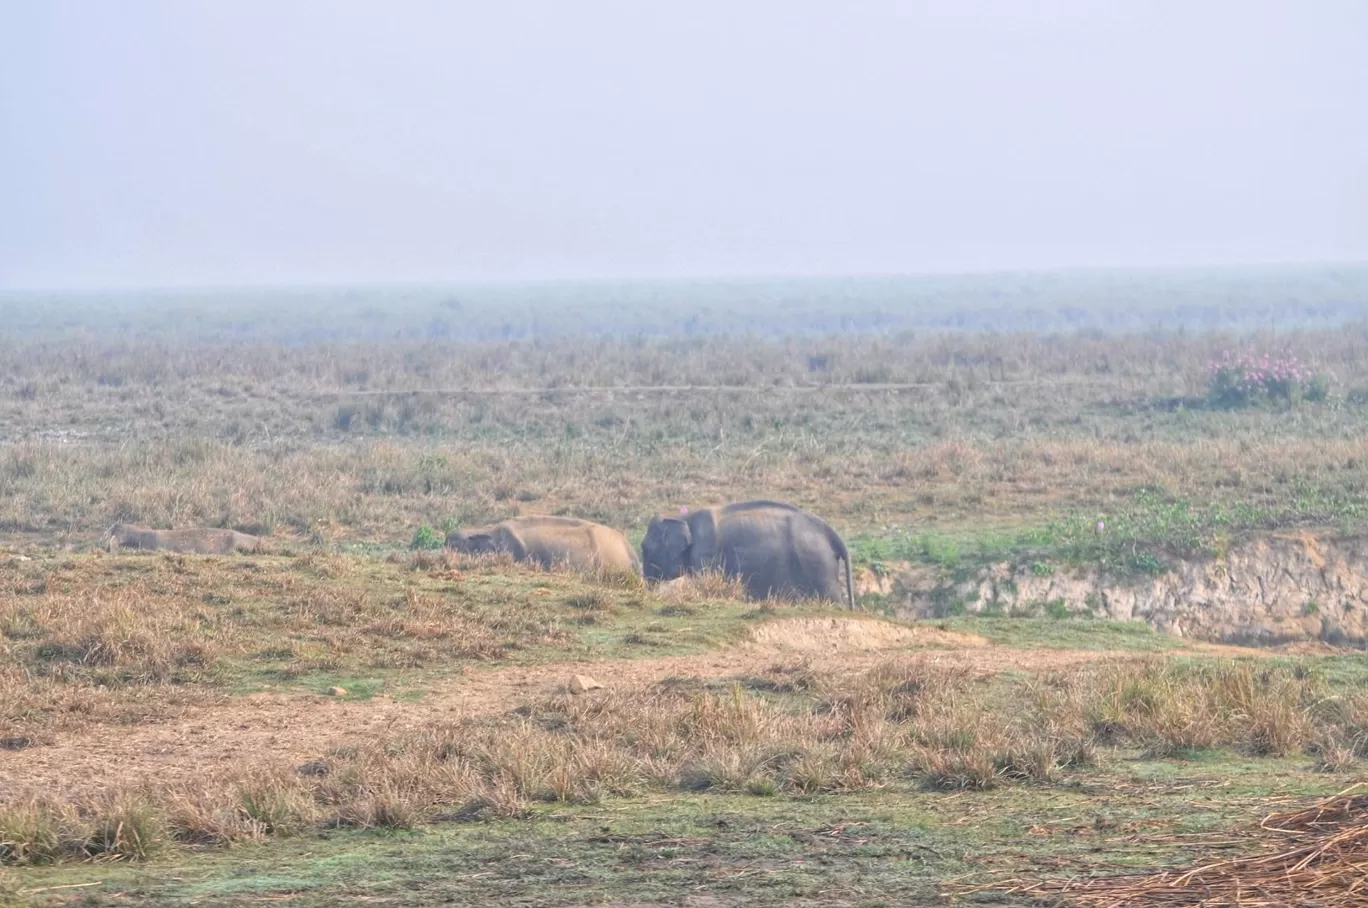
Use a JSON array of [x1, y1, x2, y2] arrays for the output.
[[2, 322, 1368, 585], [3, 269, 1368, 905], [5, 265, 1367, 342], [2, 313, 1368, 570], [1, 552, 1366, 905]]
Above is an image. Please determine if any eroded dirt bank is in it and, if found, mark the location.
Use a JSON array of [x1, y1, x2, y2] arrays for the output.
[[860, 531, 1368, 645]]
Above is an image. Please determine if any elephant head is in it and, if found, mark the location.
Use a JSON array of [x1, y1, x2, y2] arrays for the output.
[[642, 509, 718, 582], [445, 530, 499, 555], [641, 515, 691, 581]]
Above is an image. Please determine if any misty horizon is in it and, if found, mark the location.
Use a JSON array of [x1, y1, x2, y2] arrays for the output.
[[9, 260, 1368, 297], [4, 1, 1367, 291]]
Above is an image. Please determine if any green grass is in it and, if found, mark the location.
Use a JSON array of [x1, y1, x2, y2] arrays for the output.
[[940, 616, 1183, 650], [10, 760, 1353, 907], [308, 677, 386, 700], [850, 479, 1364, 580]]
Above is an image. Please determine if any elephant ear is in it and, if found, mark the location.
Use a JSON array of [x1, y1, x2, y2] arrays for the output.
[[686, 508, 718, 571], [491, 525, 525, 560]]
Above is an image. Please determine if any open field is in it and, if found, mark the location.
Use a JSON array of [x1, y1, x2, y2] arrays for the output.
[[0, 553, 1364, 907], [4, 270, 1368, 905], [1, 553, 1366, 905], [6, 266, 1367, 342], [3, 308, 1368, 572]]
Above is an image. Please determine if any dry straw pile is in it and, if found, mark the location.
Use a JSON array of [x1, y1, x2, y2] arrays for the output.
[[998, 786, 1368, 907]]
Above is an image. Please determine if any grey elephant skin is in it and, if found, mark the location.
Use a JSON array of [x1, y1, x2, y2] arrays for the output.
[[641, 500, 855, 608], [107, 524, 262, 554], [446, 515, 640, 574]]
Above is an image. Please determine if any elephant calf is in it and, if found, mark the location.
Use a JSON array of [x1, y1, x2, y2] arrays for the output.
[[107, 524, 262, 554], [446, 515, 640, 575], [642, 499, 855, 608]]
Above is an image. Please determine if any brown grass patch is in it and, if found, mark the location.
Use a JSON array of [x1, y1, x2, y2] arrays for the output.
[[992, 788, 1368, 906], [1080, 659, 1335, 757], [0, 554, 574, 737], [0, 656, 1359, 865], [652, 570, 748, 603]]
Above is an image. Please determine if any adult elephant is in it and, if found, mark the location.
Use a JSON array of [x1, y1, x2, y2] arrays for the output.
[[641, 500, 855, 608], [445, 516, 640, 575]]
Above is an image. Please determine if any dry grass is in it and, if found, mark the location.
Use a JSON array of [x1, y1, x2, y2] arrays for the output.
[[653, 570, 748, 603], [994, 788, 1368, 906], [0, 325, 1366, 546], [2, 656, 1359, 866], [0, 794, 162, 865], [3, 434, 1364, 560], [2, 309, 1366, 882], [4, 319, 1366, 392], [1079, 659, 1359, 758], [0, 553, 574, 737], [0, 870, 19, 907]]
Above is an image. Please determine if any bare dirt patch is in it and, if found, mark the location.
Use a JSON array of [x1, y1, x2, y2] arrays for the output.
[[745, 616, 987, 652]]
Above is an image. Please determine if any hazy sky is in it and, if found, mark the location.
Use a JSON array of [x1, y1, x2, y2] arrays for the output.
[[3, 1, 1366, 289]]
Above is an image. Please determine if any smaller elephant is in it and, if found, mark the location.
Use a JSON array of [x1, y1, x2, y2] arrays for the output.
[[445, 516, 640, 575], [641, 500, 855, 607], [107, 524, 262, 554]]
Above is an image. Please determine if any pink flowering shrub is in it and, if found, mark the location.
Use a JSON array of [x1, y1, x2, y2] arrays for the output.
[[1205, 349, 1329, 408]]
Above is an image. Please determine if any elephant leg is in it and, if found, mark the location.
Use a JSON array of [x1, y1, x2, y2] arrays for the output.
[[722, 547, 762, 600]]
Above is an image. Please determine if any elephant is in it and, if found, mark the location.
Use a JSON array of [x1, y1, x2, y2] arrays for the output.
[[641, 500, 855, 608], [445, 515, 640, 575], [107, 524, 262, 554]]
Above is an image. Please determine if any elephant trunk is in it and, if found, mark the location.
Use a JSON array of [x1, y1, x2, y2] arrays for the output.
[[826, 527, 856, 610], [845, 551, 855, 610]]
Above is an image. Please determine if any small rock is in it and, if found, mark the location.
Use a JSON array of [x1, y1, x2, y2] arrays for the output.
[[296, 760, 329, 777], [568, 674, 604, 694], [328, 686, 348, 697]]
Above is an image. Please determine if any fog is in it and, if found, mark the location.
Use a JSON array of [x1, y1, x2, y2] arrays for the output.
[[2, 0, 1366, 290]]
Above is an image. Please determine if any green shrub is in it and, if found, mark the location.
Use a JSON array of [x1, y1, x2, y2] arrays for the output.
[[410, 525, 445, 550]]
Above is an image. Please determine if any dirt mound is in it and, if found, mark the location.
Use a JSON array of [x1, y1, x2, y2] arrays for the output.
[[746, 616, 987, 652]]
